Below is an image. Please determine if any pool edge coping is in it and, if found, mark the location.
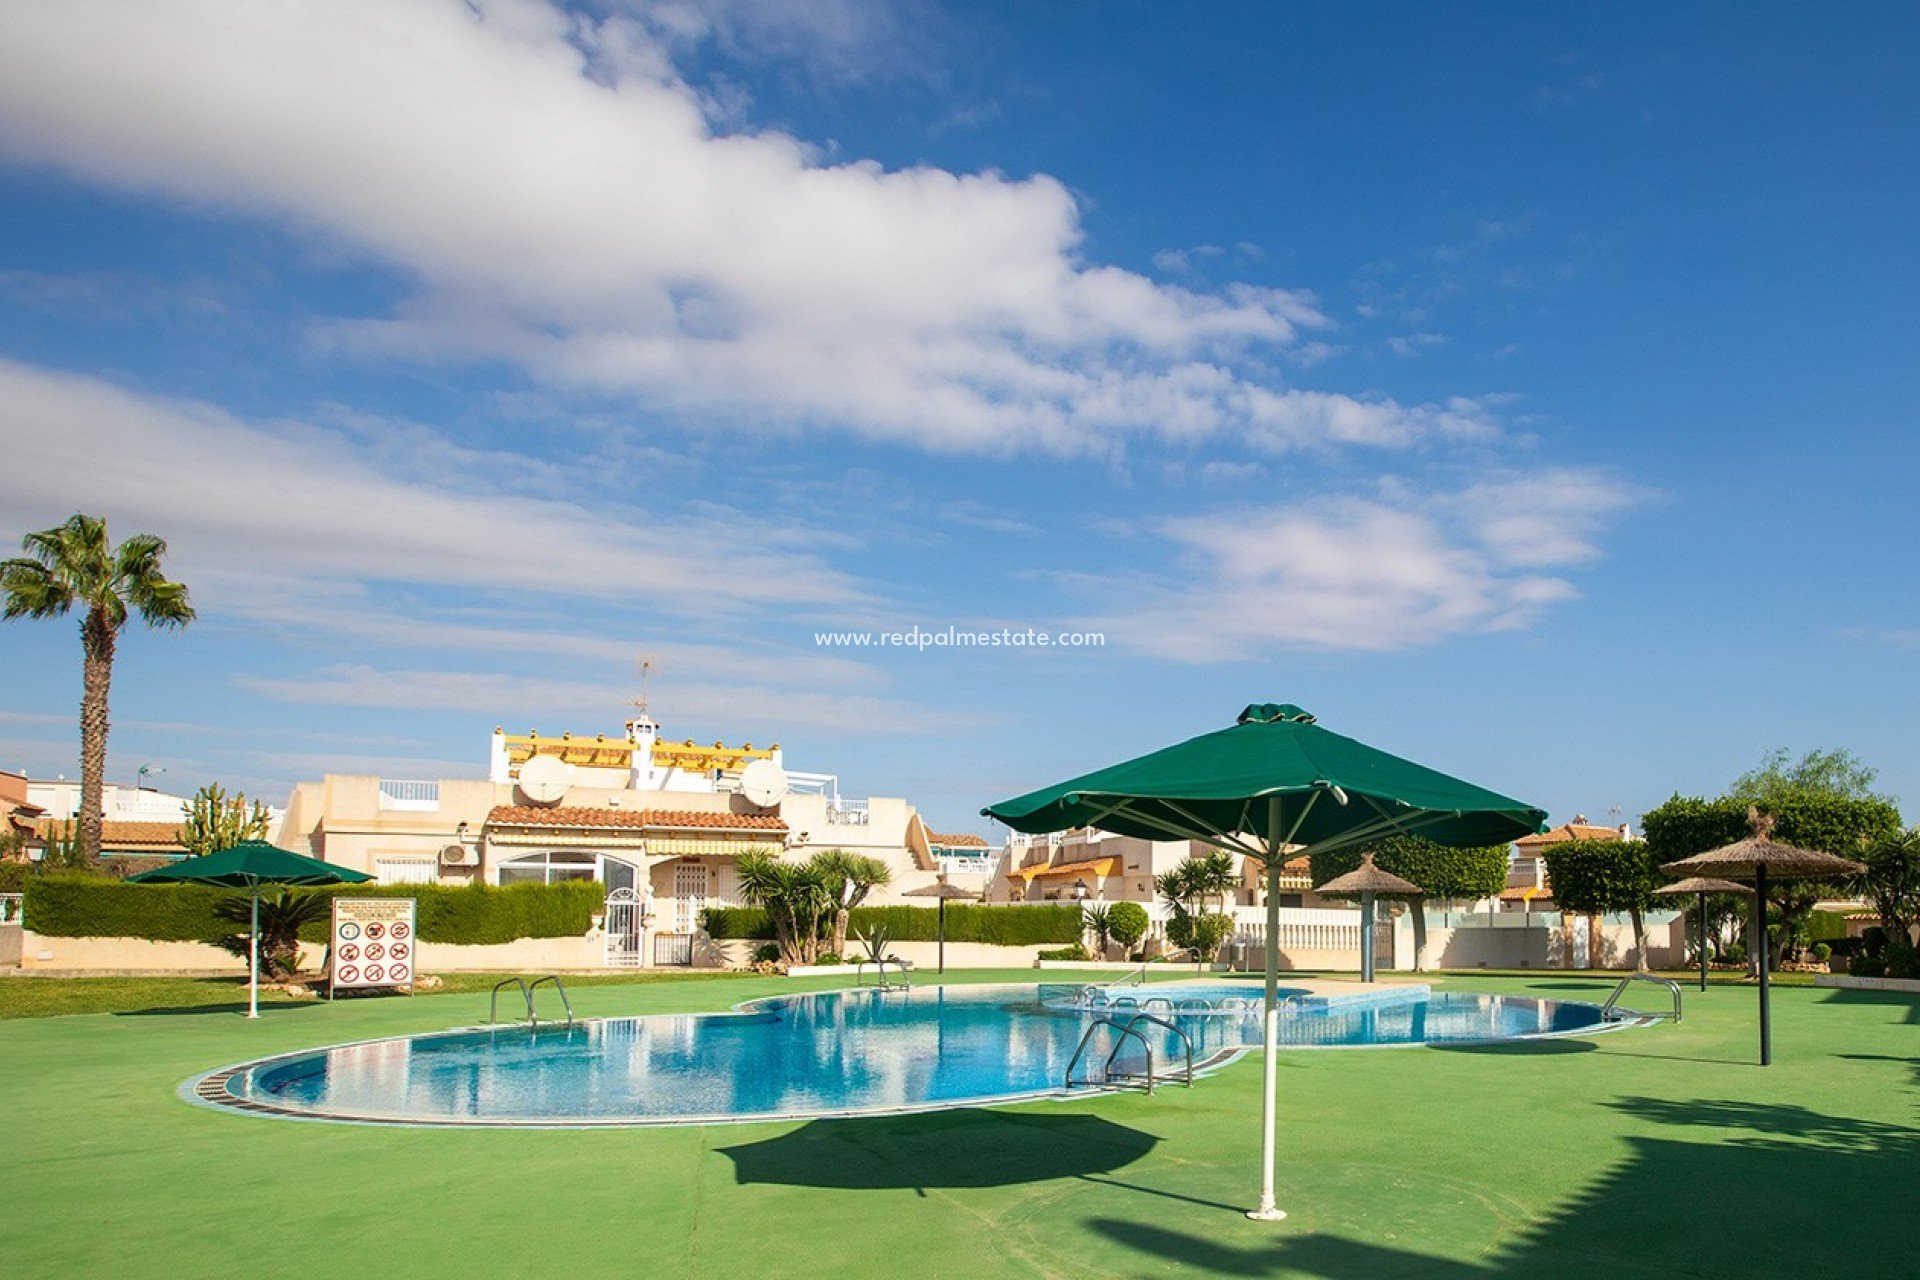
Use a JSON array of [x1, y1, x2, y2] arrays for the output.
[[178, 982, 1642, 1130]]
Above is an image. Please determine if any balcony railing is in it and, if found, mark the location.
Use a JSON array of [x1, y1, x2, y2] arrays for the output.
[[377, 779, 440, 811], [826, 799, 870, 826]]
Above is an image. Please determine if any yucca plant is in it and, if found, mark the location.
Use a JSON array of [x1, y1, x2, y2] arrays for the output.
[[1083, 902, 1113, 957], [814, 848, 891, 958], [735, 849, 835, 965], [214, 889, 329, 980]]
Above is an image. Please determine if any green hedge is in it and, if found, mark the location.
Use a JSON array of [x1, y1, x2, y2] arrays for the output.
[[701, 902, 1082, 946], [23, 876, 604, 945]]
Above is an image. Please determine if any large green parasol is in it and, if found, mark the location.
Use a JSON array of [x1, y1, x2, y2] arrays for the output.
[[985, 703, 1545, 1221], [130, 840, 371, 1018]]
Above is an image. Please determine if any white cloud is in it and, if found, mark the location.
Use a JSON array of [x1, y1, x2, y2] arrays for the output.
[[0, 359, 856, 615], [0, 0, 1494, 458], [237, 664, 994, 735], [1099, 469, 1646, 659]]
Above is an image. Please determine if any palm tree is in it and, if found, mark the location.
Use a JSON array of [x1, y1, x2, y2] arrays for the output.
[[1, 515, 193, 861]]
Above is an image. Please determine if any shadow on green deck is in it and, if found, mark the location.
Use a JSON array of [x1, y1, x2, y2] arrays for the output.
[[1086, 1093, 1920, 1278], [718, 1108, 1159, 1192]]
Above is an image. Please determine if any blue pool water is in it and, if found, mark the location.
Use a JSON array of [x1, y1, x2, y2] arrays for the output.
[[208, 983, 1611, 1126]]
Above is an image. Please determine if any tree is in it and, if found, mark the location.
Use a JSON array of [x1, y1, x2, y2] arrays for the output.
[[1643, 783, 1899, 966], [735, 849, 835, 965], [1862, 829, 1920, 944], [1083, 903, 1113, 957], [1539, 840, 1661, 969], [1310, 836, 1511, 971], [1157, 852, 1238, 956], [813, 848, 889, 959], [1, 515, 193, 860], [179, 783, 271, 858], [1106, 901, 1149, 953], [1731, 747, 1889, 806]]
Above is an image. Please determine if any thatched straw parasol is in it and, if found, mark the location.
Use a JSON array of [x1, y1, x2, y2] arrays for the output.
[[1653, 877, 1754, 992], [901, 879, 981, 974], [1313, 852, 1424, 983], [1661, 807, 1866, 1064]]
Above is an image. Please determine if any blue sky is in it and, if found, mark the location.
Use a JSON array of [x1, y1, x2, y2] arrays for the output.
[[0, 1, 1914, 834]]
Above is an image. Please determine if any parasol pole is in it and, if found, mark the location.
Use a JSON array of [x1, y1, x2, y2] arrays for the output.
[[248, 883, 260, 1020], [1360, 890, 1376, 983], [1756, 864, 1771, 1066], [1698, 890, 1709, 993], [1249, 794, 1287, 1222]]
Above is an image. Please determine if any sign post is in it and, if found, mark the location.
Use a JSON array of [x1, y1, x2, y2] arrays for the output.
[[329, 898, 418, 998]]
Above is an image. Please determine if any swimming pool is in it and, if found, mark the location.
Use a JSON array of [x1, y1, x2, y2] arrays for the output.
[[192, 982, 1617, 1127]]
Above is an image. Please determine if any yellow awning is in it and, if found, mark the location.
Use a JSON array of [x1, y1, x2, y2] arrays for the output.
[[1019, 857, 1116, 883]]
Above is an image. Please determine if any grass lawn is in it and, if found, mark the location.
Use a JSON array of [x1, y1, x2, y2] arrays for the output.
[[3, 968, 1915, 1278]]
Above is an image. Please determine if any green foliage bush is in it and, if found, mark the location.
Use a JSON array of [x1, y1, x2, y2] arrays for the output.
[[700, 902, 1081, 945], [1885, 939, 1920, 981], [23, 875, 603, 945], [1105, 900, 1149, 947], [1309, 835, 1511, 902], [1186, 911, 1235, 961], [1037, 944, 1089, 961], [1849, 952, 1886, 978]]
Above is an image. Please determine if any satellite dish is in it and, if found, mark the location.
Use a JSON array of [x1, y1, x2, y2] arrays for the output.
[[739, 759, 789, 808], [517, 753, 572, 806]]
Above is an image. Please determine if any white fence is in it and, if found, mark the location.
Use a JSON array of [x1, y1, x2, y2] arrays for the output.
[[1228, 906, 1363, 953], [376, 779, 440, 811]]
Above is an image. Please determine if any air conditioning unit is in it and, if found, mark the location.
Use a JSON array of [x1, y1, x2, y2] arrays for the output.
[[439, 843, 478, 868]]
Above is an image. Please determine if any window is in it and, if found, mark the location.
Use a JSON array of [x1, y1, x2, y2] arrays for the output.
[[374, 857, 436, 886], [496, 850, 631, 886]]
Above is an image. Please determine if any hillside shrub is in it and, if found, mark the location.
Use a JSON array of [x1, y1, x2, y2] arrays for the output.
[[23, 875, 603, 945]]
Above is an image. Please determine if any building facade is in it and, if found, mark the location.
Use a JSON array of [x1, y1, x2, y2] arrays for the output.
[[275, 716, 961, 965]]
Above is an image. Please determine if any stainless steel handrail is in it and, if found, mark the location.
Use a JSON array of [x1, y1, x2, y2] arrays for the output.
[[488, 977, 533, 1025], [526, 974, 575, 1029], [1114, 1011, 1194, 1087], [1110, 945, 1197, 989], [854, 957, 910, 990], [1602, 972, 1683, 1023], [1065, 1017, 1156, 1093]]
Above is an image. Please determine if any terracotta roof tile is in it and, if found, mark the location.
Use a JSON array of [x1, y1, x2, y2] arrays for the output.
[[485, 805, 787, 833], [1514, 822, 1623, 848], [930, 832, 989, 848], [35, 819, 186, 848]]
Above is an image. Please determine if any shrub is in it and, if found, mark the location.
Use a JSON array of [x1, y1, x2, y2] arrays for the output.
[[23, 875, 603, 945], [1886, 939, 1920, 981], [1038, 945, 1089, 961], [1186, 912, 1235, 962], [1850, 953, 1887, 978], [700, 902, 1081, 946], [1721, 941, 1747, 966], [751, 942, 780, 964], [1812, 942, 1833, 963], [1106, 901, 1149, 948]]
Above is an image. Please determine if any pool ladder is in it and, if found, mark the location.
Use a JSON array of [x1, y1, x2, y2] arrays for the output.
[[854, 957, 911, 991], [1064, 1012, 1195, 1094], [488, 975, 575, 1029], [1601, 972, 1682, 1023]]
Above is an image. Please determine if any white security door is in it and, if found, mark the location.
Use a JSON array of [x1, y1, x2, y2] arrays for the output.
[[673, 863, 709, 933]]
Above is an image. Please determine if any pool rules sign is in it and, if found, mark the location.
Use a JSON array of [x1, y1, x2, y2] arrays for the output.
[[329, 898, 417, 996]]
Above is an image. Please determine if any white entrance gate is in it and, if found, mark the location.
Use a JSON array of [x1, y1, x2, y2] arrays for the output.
[[604, 887, 643, 968]]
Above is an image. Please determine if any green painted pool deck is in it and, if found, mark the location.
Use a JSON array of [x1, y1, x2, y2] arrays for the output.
[[4, 969, 1916, 1278]]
